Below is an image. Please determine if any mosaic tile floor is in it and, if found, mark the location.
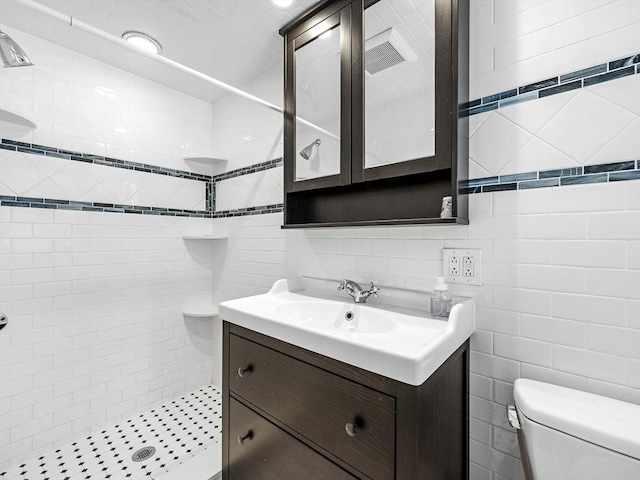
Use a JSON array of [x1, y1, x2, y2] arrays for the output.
[[1, 386, 222, 480]]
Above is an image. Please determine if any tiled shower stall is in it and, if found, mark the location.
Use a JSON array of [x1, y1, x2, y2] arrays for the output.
[[0, 28, 222, 471], [1, 1, 639, 480]]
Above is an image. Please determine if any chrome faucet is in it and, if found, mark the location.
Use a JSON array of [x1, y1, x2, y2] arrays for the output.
[[337, 279, 379, 304]]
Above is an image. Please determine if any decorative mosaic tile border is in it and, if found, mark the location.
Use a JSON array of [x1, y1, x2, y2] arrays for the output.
[[206, 182, 215, 213], [0, 138, 285, 218], [212, 158, 283, 183], [460, 160, 640, 194], [0, 139, 210, 182], [0, 195, 212, 217], [460, 53, 640, 117], [211, 203, 284, 218]]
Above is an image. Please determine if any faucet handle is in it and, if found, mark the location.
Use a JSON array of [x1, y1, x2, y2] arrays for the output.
[[368, 282, 379, 298], [337, 279, 346, 291]]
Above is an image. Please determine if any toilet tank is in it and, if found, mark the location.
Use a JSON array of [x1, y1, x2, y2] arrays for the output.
[[513, 379, 640, 480]]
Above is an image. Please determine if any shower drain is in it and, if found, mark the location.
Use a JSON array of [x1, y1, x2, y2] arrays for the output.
[[131, 446, 156, 462]]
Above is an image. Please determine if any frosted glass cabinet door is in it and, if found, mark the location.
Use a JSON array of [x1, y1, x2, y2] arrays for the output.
[[363, 0, 435, 170]]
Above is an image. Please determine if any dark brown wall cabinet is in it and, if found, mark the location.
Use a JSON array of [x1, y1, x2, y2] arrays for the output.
[[280, 0, 469, 227], [222, 322, 470, 479]]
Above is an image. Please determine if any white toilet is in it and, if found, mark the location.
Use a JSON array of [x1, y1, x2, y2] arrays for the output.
[[508, 379, 640, 480]]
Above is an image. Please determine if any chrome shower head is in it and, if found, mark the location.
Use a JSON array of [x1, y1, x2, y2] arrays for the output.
[[299, 138, 321, 160], [0, 30, 34, 68]]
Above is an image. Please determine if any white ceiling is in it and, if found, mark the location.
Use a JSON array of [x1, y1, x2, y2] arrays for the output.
[[1, 0, 320, 102]]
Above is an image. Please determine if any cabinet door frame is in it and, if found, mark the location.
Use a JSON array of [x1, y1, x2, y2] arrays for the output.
[[284, 1, 353, 193], [352, 0, 455, 183], [283, 0, 456, 190], [280, 0, 468, 227]]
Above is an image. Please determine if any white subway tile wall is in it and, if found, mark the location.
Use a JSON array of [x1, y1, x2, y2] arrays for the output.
[[0, 27, 215, 469], [210, 71, 284, 172], [0, 29, 215, 169], [0, 208, 216, 468], [471, 0, 640, 99]]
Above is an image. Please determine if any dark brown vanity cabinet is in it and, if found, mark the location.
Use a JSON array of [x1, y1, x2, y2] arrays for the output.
[[228, 399, 358, 479], [222, 322, 469, 480], [280, 0, 470, 227]]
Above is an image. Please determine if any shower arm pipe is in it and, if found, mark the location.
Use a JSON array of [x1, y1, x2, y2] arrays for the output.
[[14, 0, 339, 142]]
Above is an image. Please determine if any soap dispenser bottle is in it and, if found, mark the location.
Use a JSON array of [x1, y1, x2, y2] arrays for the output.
[[430, 277, 452, 318]]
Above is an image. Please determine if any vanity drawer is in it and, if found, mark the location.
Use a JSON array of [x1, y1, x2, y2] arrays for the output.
[[229, 398, 357, 480], [229, 334, 395, 480]]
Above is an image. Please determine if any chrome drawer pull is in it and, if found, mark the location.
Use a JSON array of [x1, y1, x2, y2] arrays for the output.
[[237, 365, 253, 377], [345, 422, 358, 437], [238, 430, 253, 445]]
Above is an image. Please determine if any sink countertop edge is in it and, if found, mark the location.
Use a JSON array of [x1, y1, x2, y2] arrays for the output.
[[219, 285, 474, 386]]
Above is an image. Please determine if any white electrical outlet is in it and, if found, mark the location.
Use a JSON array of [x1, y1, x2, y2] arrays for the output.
[[443, 248, 483, 285], [449, 255, 460, 276], [463, 256, 474, 277]]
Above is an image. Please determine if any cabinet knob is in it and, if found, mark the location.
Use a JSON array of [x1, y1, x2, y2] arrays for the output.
[[238, 430, 253, 445], [237, 365, 253, 377], [345, 422, 358, 437]]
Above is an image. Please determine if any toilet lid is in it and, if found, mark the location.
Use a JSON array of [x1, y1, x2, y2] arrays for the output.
[[514, 379, 640, 460]]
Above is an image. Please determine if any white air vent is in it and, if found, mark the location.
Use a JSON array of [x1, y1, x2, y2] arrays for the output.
[[364, 27, 417, 75]]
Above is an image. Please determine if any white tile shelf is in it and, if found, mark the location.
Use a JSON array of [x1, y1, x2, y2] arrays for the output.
[[183, 156, 227, 163], [0, 107, 37, 128], [182, 235, 228, 240], [183, 156, 228, 175], [183, 303, 219, 318]]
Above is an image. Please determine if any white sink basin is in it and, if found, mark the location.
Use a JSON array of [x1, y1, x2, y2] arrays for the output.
[[219, 279, 475, 386], [275, 301, 395, 334]]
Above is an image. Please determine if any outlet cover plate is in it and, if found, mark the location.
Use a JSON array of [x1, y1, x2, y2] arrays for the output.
[[443, 248, 483, 286]]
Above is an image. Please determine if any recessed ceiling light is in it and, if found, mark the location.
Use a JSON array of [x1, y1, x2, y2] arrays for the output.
[[122, 31, 162, 54], [270, 0, 294, 8]]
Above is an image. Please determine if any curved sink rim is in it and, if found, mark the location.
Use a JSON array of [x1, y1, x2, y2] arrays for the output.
[[219, 279, 475, 386]]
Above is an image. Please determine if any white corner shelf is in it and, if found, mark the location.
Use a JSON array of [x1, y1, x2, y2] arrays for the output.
[[182, 235, 228, 240], [183, 156, 227, 164], [183, 303, 219, 318], [183, 156, 228, 175], [0, 107, 37, 129]]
